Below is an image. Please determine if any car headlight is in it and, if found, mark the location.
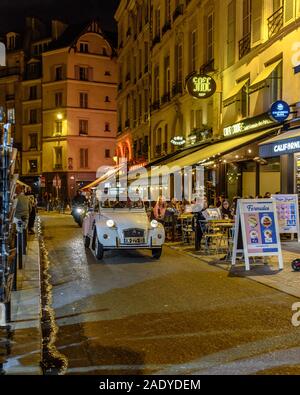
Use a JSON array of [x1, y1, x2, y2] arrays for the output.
[[106, 219, 115, 228], [151, 220, 159, 228], [76, 208, 83, 214]]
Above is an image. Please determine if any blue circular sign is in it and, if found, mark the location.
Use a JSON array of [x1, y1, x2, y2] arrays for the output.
[[269, 100, 290, 123]]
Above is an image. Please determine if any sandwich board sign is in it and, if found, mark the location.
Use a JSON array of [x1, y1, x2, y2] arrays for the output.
[[271, 194, 300, 242], [232, 199, 283, 271]]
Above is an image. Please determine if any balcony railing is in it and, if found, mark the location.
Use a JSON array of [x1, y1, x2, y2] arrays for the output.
[[151, 100, 160, 112], [6, 94, 15, 101], [172, 82, 183, 97], [173, 4, 184, 22], [54, 164, 62, 170], [162, 20, 171, 35], [238, 33, 251, 60], [0, 66, 20, 78], [268, 6, 284, 38], [161, 92, 171, 105], [152, 34, 161, 48]]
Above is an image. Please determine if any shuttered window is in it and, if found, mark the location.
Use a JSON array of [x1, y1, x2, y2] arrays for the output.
[[80, 148, 88, 168], [251, 0, 262, 45], [227, 0, 236, 66], [284, 0, 295, 23]]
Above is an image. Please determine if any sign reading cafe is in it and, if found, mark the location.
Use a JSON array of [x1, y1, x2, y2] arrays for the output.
[[186, 74, 217, 99]]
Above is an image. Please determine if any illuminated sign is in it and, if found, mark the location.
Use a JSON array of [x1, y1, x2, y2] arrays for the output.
[[186, 74, 216, 99], [269, 100, 290, 123], [171, 136, 186, 146], [223, 114, 275, 137], [260, 137, 300, 158]]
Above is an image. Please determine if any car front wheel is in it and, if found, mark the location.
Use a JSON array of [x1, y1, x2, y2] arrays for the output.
[[152, 248, 162, 260], [95, 237, 104, 261]]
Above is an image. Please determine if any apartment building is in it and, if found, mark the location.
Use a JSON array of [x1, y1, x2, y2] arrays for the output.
[[115, 0, 151, 167], [0, 18, 118, 199]]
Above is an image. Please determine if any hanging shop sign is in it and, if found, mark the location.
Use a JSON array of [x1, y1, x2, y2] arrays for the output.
[[186, 74, 216, 99], [232, 199, 283, 271], [271, 194, 300, 240], [269, 100, 290, 123], [223, 113, 275, 137], [170, 136, 186, 146]]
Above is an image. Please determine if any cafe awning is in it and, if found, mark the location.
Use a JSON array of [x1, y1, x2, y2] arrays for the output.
[[249, 60, 282, 94], [154, 128, 280, 174], [223, 79, 249, 107], [259, 129, 300, 158], [80, 164, 124, 191]]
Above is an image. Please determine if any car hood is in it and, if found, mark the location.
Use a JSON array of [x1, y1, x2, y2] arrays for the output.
[[100, 210, 149, 229]]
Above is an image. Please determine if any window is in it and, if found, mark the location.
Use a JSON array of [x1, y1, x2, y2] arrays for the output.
[[29, 86, 37, 100], [105, 122, 110, 132], [79, 119, 88, 135], [79, 66, 88, 81], [29, 133, 38, 150], [243, 0, 251, 36], [79, 42, 89, 53], [164, 56, 170, 94], [29, 109, 37, 124], [80, 148, 88, 168], [175, 43, 183, 84], [240, 79, 250, 118], [55, 66, 63, 81], [154, 65, 160, 102], [227, 1, 236, 66], [105, 71, 111, 76], [165, 0, 171, 22], [269, 61, 282, 103], [55, 121, 62, 135], [79, 92, 88, 108], [191, 30, 198, 72], [28, 159, 38, 173], [105, 96, 110, 103], [105, 149, 111, 158], [54, 146, 62, 168], [55, 92, 63, 107], [7, 108, 15, 124], [155, 8, 161, 37], [207, 13, 214, 62]]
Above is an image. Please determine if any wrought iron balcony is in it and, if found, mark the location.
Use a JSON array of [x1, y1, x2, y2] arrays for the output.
[[152, 34, 161, 48], [238, 33, 251, 59], [0, 66, 21, 78], [151, 100, 160, 112], [162, 20, 171, 35], [161, 92, 171, 105], [268, 6, 284, 38], [172, 82, 183, 97], [173, 4, 184, 22]]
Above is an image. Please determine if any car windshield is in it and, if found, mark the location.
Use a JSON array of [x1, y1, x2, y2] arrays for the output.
[[100, 198, 144, 209]]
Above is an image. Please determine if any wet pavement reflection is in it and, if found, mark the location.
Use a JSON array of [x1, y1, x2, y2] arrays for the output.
[[41, 212, 300, 375]]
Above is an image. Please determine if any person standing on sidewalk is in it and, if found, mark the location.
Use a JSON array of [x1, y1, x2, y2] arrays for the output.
[[14, 184, 31, 229], [26, 188, 37, 234]]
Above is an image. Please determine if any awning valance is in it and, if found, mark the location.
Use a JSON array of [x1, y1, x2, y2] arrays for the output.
[[223, 79, 249, 107], [249, 60, 282, 94], [259, 129, 300, 158]]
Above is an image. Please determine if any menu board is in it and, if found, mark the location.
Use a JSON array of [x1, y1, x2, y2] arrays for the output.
[[271, 194, 300, 238], [232, 199, 283, 271]]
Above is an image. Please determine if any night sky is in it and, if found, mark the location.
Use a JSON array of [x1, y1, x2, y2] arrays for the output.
[[0, 0, 120, 33]]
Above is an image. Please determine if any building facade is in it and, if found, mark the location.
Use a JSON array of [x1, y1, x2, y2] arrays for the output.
[[115, 0, 151, 167], [115, 0, 300, 203], [0, 18, 118, 199]]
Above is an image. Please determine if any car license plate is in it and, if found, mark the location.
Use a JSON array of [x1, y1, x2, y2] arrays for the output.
[[124, 237, 144, 244]]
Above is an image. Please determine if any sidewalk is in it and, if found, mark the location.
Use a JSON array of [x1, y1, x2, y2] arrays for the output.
[[167, 240, 300, 299], [3, 235, 42, 375]]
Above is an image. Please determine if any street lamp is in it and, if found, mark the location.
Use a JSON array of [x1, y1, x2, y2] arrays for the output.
[[56, 112, 63, 121]]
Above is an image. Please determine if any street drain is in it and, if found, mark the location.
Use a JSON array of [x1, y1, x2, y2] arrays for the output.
[[37, 217, 68, 375]]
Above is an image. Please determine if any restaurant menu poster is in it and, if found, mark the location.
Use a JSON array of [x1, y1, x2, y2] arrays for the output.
[[271, 194, 300, 237], [232, 199, 283, 271]]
